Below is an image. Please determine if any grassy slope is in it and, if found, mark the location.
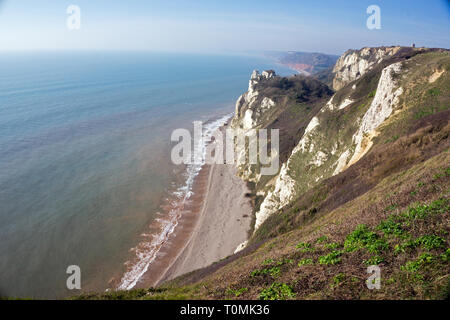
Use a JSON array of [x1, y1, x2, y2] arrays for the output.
[[76, 51, 449, 300], [77, 152, 449, 300]]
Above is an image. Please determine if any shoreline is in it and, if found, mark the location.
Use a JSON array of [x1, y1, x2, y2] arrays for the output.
[[130, 165, 212, 288], [157, 161, 252, 285], [132, 123, 253, 289]]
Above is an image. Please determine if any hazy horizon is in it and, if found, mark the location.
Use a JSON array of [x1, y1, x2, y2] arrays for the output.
[[0, 0, 448, 55]]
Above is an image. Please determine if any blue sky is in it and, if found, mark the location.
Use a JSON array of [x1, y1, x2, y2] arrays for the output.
[[0, 0, 448, 54]]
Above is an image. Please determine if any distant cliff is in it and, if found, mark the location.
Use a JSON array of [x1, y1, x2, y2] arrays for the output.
[[265, 51, 339, 76]]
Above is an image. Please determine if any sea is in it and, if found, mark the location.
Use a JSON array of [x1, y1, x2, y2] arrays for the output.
[[0, 51, 295, 298]]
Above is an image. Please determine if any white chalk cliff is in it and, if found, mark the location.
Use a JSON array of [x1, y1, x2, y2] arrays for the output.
[[232, 48, 408, 240], [332, 46, 400, 90]]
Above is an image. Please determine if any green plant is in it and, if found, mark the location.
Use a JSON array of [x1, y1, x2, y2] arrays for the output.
[[261, 258, 274, 265], [316, 236, 328, 243], [251, 266, 282, 278], [377, 219, 405, 237], [297, 258, 313, 266], [318, 250, 343, 265], [279, 258, 294, 265], [226, 287, 248, 297], [440, 248, 450, 262], [368, 89, 376, 98], [364, 255, 385, 265], [324, 242, 341, 250], [415, 235, 446, 250], [402, 253, 434, 273], [295, 242, 314, 252], [332, 273, 346, 287], [404, 198, 448, 219], [427, 88, 441, 96], [394, 239, 418, 254], [344, 224, 388, 254], [268, 267, 281, 277], [259, 283, 295, 300]]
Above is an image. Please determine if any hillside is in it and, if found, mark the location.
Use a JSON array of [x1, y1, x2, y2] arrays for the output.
[[265, 51, 339, 76], [77, 46, 450, 300]]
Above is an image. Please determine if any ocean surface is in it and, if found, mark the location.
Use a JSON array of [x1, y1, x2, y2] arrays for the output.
[[0, 51, 294, 298]]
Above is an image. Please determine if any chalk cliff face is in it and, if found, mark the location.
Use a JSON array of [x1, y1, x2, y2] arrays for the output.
[[231, 70, 278, 181], [232, 46, 432, 237], [231, 69, 332, 183], [332, 46, 400, 90], [233, 70, 276, 130]]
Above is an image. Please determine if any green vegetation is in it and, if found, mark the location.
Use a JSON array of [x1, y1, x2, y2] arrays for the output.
[[261, 258, 275, 265], [427, 88, 441, 96], [316, 236, 328, 243], [403, 198, 449, 219], [331, 273, 346, 288], [377, 218, 405, 237], [295, 242, 314, 252], [226, 287, 248, 297], [344, 225, 388, 254], [364, 255, 384, 265], [324, 242, 341, 250], [415, 235, 445, 250], [251, 266, 281, 278], [297, 258, 313, 266], [318, 250, 343, 265], [368, 89, 377, 98], [259, 282, 295, 300], [402, 253, 434, 273]]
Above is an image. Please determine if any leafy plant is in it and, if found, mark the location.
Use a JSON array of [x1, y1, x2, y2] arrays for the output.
[[251, 266, 281, 278], [344, 224, 388, 254], [295, 242, 314, 252], [226, 287, 248, 297], [316, 236, 328, 243], [402, 253, 434, 273], [324, 242, 341, 250], [364, 255, 385, 265], [331, 273, 346, 287], [261, 258, 274, 265], [297, 258, 313, 267], [440, 248, 450, 262], [394, 239, 418, 254], [318, 250, 343, 265], [377, 219, 405, 237], [404, 198, 448, 219], [415, 235, 445, 250], [259, 282, 295, 300]]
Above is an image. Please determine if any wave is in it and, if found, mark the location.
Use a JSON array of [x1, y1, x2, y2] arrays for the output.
[[117, 112, 233, 290]]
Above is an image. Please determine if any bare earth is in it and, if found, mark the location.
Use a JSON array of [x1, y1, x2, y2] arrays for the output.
[[158, 162, 252, 284]]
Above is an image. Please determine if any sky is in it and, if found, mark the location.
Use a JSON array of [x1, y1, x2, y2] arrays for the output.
[[0, 0, 448, 55]]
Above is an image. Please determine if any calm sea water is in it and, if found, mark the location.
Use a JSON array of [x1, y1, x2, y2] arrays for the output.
[[0, 51, 294, 298]]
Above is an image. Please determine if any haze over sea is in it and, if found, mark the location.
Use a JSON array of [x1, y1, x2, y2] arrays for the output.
[[0, 51, 294, 298]]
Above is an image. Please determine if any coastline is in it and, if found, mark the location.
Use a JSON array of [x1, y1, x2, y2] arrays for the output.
[[131, 122, 253, 289], [157, 161, 252, 285]]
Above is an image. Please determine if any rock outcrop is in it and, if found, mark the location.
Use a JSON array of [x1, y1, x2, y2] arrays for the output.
[[332, 46, 400, 90], [232, 47, 418, 236]]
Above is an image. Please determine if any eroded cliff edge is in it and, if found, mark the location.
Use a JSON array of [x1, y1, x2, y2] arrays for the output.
[[231, 46, 449, 243]]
